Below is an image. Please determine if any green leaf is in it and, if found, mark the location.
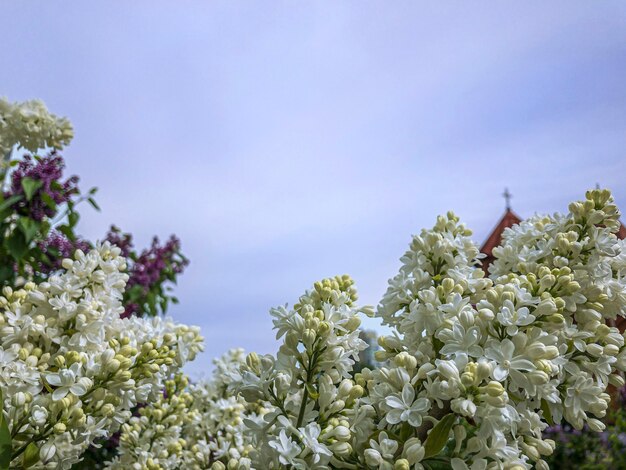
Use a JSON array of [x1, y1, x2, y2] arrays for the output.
[[541, 399, 554, 426], [5, 231, 28, 261], [21, 177, 43, 202], [423, 413, 456, 460], [57, 225, 74, 240], [0, 398, 11, 470], [68, 212, 79, 228], [0, 266, 13, 285], [87, 197, 100, 211], [22, 442, 39, 468], [18, 218, 39, 244], [40, 192, 56, 211], [0, 195, 22, 213], [423, 459, 452, 470], [305, 383, 319, 400]]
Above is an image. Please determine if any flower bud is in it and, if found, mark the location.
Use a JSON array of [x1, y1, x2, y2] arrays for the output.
[[12, 392, 27, 407], [483, 381, 504, 397], [53, 422, 66, 434], [403, 438, 425, 464], [394, 459, 410, 470], [586, 343, 604, 357], [330, 441, 352, 457], [364, 449, 383, 466]]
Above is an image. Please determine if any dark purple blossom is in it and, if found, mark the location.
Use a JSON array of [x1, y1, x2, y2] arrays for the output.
[[37, 231, 90, 274], [104, 225, 133, 257], [8, 152, 79, 221], [105, 226, 188, 318], [128, 235, 187, 290]]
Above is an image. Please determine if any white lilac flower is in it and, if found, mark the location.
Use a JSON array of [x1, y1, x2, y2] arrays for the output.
[[0, 242, 203, 469], [109, 189, 626, 470], [385, 383, 430, 427], [485, 339, 535, 384]]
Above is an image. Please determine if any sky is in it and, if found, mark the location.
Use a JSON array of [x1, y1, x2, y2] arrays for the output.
[[1, 2, 625, 378]]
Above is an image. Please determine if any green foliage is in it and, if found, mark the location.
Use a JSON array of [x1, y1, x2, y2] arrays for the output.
[[0, 389, 11, 470], [423, 413, 456, 460], [544, 404, 626, 470]]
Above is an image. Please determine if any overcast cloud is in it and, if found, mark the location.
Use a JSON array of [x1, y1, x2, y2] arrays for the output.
[[1, 2, 625, 377]]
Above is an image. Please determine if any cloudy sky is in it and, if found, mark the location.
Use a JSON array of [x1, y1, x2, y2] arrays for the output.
[[1, 2, 625, 377]]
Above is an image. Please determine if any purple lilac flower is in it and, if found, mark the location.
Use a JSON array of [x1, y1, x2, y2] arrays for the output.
[[105, 227, 188, 318], [8, 152, 79, 221], [128, 235, 187, 290], [104, 225, 133, 257], [37, 231, 90, 274]]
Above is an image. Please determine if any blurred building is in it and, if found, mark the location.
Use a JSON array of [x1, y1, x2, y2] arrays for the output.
[[356, 329, 379, 372]]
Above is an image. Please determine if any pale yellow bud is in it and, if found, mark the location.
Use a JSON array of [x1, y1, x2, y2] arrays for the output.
[[53, 422, 66, 434]]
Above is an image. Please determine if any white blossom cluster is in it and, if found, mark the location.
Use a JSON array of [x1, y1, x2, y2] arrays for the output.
[[205, 189, 625, 470], [0, 242, 204, 469], [108, 349, 258, 470], [0, 97, 74, 156], [229, 275, 372, 469]]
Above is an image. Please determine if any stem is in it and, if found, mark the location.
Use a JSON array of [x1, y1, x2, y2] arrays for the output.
[[296, 387, 309, 429], [296, 342, 320, 429]]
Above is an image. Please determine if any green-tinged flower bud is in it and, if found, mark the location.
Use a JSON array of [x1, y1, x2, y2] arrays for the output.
[[329, 441, 352, 458], [536, 460, 549, 470], [364, 449, 383, 466], [476, 361, 492, 380], [604, 344, 620, 356], [528, 371, 549, 385], [610, 374, 625, 388], [520, 442, 540, 461], [333, 425, 351, 441], [101, 403, 116, 417], [587, 418, 605, 432], [66, 350, 81, 364], [327, 399, 345, 415], [318, 321, 331, 336], [526, 343, 546, 360], [344, 315, 361, 331], [106, 359, 121, 373], [285, 331, 299, 350], [12, 392, 27, 406], [53, 422, 66, 434], [586, 343, 604, 357], [211, 463, 226, 470], [484, 381, 505, 397], [461, 371, 475, 387], [18, 348, 29, 361], [478, 308, 495, 321], [403, 438, 425, 464], [115, 370, 132, 381], [303, 329, 316, 348], [374, 350, 388, 362], [349, 385, 364, 400], [394, 459, 410, 470]]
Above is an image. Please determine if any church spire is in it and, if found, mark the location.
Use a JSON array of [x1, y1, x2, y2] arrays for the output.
[[502, 187, 512, 211]]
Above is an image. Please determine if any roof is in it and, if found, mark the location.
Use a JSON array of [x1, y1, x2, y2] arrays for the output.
[[480, 209, 523, 259]]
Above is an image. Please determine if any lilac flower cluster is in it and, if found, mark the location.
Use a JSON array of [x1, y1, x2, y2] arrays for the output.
[[128, 235, 188, 288], [105, 226, 189, 318], [104, 225, 133, 257], [37, 230, 90, 274], [8, 152, 79, 221]]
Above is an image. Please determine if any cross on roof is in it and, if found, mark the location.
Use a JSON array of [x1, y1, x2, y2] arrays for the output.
[[502, 188, 512, 210]]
